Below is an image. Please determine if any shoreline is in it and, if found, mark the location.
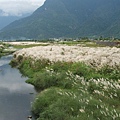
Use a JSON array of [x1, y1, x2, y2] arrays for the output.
[[0, 44, 16, 58]]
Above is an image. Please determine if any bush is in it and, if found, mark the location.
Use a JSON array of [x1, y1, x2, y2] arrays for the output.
[[26, 70, 72, 90], [32, 87, 61, 117], [10, 59, 18, 67], [17, 55, 23, 62]]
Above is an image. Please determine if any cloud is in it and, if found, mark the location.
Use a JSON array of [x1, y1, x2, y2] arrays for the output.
[[0, 0, 46, 16]]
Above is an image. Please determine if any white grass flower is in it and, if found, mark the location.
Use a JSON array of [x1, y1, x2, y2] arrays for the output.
[[14, 45, 120, 69], [79, 109, 85, 113]]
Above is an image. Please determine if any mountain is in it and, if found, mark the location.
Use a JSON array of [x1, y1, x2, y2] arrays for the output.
[[0, 0, 120, 40], [0, 9, 20, 30], [0, 12, 31, 31], [0, 16, 22, 30]]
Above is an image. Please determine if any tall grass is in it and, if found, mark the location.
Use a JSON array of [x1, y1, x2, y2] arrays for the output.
[[10, 58, 120, 120]]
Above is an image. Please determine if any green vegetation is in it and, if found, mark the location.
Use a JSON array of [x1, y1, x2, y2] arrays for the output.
[[10, 57, 120, 120], [0, 42, 15, 58], [12, 43, 50, 49]]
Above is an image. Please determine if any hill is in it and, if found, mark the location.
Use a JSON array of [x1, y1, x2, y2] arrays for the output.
[[0, 16, 20, 30], [0, 0, 120, 39], [0, 9, 31, 30]]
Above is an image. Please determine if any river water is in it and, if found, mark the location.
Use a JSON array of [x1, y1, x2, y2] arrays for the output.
[[0, 55, 36, 120]]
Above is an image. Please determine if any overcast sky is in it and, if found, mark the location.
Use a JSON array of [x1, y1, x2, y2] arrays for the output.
[[0, 0, 46, 16]]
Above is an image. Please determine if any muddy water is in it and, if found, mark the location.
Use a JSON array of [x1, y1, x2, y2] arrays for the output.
[[0, 55, 36, 120]]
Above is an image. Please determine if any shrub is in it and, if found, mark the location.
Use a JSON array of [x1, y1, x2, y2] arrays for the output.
[[17, 55, 23, 62], [32, 87, 61, 117], [10, 59, 18, 67]]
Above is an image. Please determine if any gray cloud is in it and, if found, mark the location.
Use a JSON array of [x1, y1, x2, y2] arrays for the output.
[[0, 0, 46, 16]]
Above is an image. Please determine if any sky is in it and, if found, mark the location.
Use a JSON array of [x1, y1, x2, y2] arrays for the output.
[[0, 0, 46, 16]]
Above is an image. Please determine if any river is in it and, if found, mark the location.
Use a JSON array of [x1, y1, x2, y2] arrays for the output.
[[0, 55, 36, 120]]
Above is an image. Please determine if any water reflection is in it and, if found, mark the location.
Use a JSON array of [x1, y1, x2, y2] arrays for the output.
[[0, 55, 36, 120], [0, 55, 12, 67]]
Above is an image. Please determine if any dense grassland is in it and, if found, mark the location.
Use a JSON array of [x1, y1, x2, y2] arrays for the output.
[[10, 55, 120, 120]]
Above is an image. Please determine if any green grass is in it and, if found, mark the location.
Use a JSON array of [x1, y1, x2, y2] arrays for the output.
[[12, 43, 49, 49], [10, 57, 120, 120]]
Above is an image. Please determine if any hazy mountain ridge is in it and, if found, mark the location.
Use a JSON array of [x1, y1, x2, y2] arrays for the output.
[[0, 16, 20, 30], [0, 0, 120, 39], [0, 12, 31, 31]]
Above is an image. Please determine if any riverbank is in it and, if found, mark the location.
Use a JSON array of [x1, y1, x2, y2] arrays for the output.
[[0, 41, 49, 58], [10, 45, 120, 120], [0, 42, 16, 58]]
